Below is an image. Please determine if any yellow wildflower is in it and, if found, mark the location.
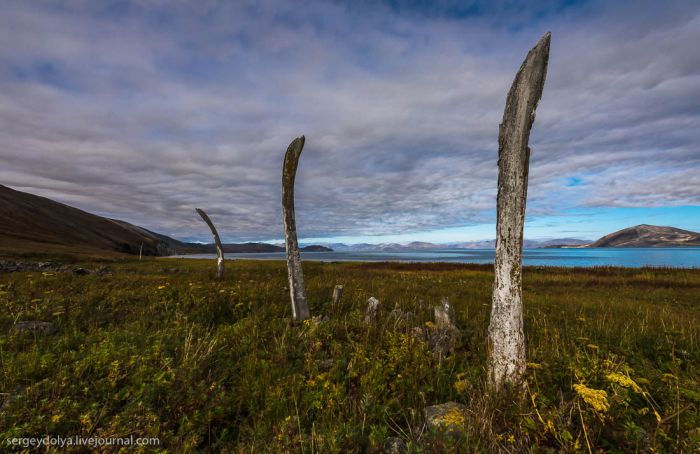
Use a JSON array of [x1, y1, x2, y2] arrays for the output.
[[546, 419, 556, 433], [454, 379, 470, 394], [662, 373, 677, 382], [437, 408, 466, 427], [606, 372, 642, 393], [80, 414, 92, 427], [573, 384, 609, 413]]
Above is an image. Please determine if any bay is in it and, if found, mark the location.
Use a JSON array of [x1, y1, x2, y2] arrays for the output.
[[171, 248, 700, 268]]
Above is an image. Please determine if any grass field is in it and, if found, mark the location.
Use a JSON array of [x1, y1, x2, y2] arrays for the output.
[[1, 258, 699, 452]]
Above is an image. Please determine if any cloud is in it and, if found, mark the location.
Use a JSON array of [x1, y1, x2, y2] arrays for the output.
[[0, 0, 698, 242]]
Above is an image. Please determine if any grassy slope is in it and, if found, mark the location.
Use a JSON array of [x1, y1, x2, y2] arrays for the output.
[[0, 238, 131, 262], [0, 185, 174, 258], [0, 260, 698, 452]]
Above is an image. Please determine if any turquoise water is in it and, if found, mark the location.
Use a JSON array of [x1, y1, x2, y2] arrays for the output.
[[173, 248, 700, 268]]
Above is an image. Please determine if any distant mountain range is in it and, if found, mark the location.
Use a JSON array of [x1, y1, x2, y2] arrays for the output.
[[1, 184, 697, 258], [318, 226, 700, 250], [0, 185, 330, 258], [317, 238, 590, 251]]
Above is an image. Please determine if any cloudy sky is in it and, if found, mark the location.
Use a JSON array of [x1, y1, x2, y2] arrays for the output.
[[1, 0, 699, 244]]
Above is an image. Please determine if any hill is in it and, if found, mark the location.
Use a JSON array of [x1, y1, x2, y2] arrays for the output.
[[0, 184, 186, 258], [0, 185, 330, 258], [586, 224, 700, 248]]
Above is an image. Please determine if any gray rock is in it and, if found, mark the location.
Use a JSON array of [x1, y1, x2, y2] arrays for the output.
[[332, 285, 344, 305], [157, 267, 181, 273], [15, 321, 57, 335], [309, 315, 328, 326], [424, 402, 468, 435], [0, 260, 109, 276], [412, 320, 460, 361], [383, 436, 407, 454], [365, 297, 380, 323], [388, 307, 415, 329], [0, 260, 21, 272], [434, 297, 457, 330], [94, 265, 110, 275], [431, 327, 460, 360], [0, 386, 24, 412], [315, 359, 335, 371]]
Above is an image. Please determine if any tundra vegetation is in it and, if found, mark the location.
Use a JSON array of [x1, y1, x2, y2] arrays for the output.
[[0, 259, 698, 451]]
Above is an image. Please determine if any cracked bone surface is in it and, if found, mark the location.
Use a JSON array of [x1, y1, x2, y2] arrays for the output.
[[488, 32, 550, 391], [282, 136, 310, 321]]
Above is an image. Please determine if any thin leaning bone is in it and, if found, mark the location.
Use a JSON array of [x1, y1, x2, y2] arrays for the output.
[[195, 208, 225, 279], [282, 136, 310, 321]]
